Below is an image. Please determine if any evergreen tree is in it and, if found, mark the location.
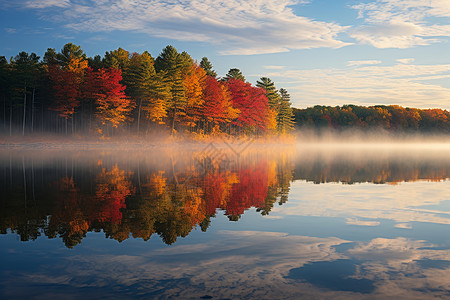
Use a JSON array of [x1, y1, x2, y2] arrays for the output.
[[103, 48, 130, 70], [56, 43, 86, 66], [88, 55, 104, 70], [200, 57, 217, 78], [277, 88, 294, 133], [224, 68, 245, 81], [43, 48, 58, 66], [155, 45, 189, 133], [256, 77, 280, 132], [256, 77, 279, 109], [127, 51, 169, 132]]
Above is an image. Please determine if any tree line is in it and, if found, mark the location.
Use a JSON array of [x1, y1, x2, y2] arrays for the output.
[[0, 43, 294, 137], [294, 105, 450, 132]]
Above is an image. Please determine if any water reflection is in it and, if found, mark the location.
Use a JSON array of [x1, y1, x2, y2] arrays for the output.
[[2, 145, 450, 298], [0, 149, 294, 247], [2, 147, 450, 248]]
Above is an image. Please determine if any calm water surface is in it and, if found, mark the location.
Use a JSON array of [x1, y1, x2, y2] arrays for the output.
[[1, 144, 450, 299]]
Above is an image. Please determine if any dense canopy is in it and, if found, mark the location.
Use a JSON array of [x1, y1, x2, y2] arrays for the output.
[[0, 43, 294, 137]]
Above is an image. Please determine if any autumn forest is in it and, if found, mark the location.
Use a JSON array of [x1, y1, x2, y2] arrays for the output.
[[0, 43, 295, 138]]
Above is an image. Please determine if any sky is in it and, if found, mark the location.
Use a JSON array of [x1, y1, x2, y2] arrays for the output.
[[1, 0, 450, 109]]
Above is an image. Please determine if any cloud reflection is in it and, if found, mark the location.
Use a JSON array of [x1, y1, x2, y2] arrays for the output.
[[5, 232, 450, 298]]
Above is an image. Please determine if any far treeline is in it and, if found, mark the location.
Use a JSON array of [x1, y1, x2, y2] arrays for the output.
[[294, 105, 450, 132], [0, 43, 295, 137]]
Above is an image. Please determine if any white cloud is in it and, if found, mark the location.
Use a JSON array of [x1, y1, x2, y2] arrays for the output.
[[347, 60, 381, 66], [265, 62, 450, 109], [351, 0, 450, 48], [5, 28, 17, 34], [397, 58, 415, 64], [263, 65, 287, 70], [19, 0, 350, 55], [25, 0, 70, 8]]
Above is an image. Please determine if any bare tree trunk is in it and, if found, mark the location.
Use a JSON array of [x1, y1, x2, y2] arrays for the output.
[[137, 98, 142, 136], [31, 87, 35, 133], [41, 105, 44, 132], [22, 84, 26, 136], [9, 99, 12, 136], [171, 108, 176, 135], [3, 95, 5, 132], [89, 110, 92, 135]]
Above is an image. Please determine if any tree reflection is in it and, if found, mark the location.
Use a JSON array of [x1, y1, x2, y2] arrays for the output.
[[2, 149, 449, 248]]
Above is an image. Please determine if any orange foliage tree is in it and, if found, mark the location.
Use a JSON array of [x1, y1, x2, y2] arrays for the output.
[[183, 63, 206, 128], [85, 67, 135, 132]]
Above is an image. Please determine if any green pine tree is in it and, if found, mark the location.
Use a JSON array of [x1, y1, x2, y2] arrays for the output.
[[155, 45, 190, 134], [277, 88, 295, 134], [224, 68, 245, 81], [103, 48, 130, 70], [256, 77, 280, 110], [56, 43, 86, 66], [200, 57, 217, 77]]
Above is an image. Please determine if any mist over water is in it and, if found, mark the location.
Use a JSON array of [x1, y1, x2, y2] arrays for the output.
[[1, 136, 450, 299]]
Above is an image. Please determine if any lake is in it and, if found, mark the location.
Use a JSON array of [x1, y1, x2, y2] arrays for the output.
[[1, 143, 450, 299]]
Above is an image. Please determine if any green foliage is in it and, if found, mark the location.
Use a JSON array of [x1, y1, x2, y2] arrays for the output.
[[256, 77, 279, 109], [155, 45, 191, 132], [277, 88, 294, 133], [88, 55, 104, 70], [56, 43, 86, 66], [200, 57, 217, 77], [224, 68, 245, 81], [103, 48, 130, 70], [43, 48, 58, 65]]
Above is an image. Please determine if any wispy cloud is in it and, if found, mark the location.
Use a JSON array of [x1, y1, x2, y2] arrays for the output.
[[54, 34, 74, 40], [265, 61, 450, 108], [5, 28, 17, 34], [263, 65, 287, 70], [25, 0, 70, 8], [397, 58, 415, 64], [347, 60, 381, 67], [351, 0, 450, 48], [18, 0, 350, 55]]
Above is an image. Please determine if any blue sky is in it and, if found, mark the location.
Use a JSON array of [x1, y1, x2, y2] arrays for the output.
[[1, 0, 450, 109]]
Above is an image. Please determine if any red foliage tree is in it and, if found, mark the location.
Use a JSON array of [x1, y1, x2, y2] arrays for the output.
[[48, 65, 80, 120], [85, 67, 135, 129], [226, 78, 269, 130], [202, 76, 239, 127]]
